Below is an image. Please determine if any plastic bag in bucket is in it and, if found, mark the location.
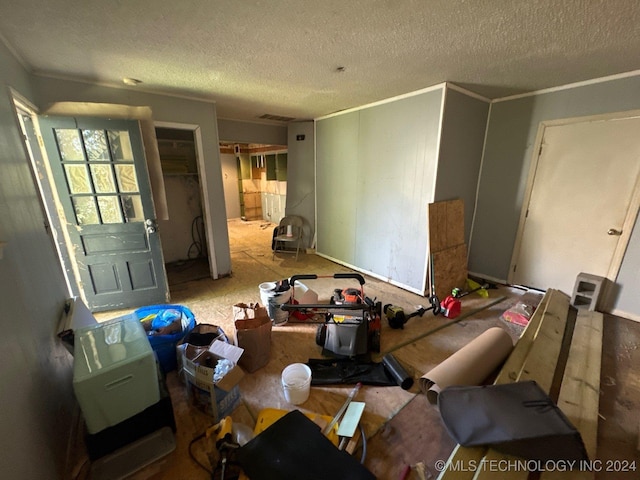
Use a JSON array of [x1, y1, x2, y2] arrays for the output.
[[134, 304, 196, 373]]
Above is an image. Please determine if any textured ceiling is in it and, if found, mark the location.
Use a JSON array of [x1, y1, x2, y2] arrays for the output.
[[1, 0, 639, 123]]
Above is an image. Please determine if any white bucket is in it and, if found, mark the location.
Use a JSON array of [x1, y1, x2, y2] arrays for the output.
[[268, 289, 291, 325], [259, 281, 291, 325], [281, 363, 312, 405], [259, 282, 277, 307]]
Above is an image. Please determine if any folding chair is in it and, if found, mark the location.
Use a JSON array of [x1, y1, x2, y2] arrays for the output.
[[272, 215, 303, 261]]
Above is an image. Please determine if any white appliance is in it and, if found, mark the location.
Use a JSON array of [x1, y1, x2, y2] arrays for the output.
[[73, 314, 160, 434]]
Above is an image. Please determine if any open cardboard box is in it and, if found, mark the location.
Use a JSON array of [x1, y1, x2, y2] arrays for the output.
[[181, 340, 245, 421]]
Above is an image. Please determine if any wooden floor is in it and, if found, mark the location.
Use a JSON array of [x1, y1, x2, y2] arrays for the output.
[[73, 219, 639, 480]]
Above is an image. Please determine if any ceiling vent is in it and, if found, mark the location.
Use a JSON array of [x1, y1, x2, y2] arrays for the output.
[[258, 113, 296, 122]]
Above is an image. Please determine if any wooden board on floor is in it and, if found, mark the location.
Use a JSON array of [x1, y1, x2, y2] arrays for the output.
[[365, 393, 456, 479], [541, 310, 603, 480], [438, 289, 571, 480]]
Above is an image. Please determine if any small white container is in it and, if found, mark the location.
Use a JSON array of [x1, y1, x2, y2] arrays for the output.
[[281, 363, 312, 405]]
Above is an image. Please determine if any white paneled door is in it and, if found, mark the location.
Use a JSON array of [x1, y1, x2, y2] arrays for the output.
[[511, 115, 640, 297]]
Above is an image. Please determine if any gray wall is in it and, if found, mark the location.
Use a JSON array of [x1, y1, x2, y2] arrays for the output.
[[32, 75, 232, 277], [286, 121, 315, 247], [316, 89, 444, 292], [220, 152, 242, 219], [218, 118, 287, 145], [435, 89, 490, 242], [159, 175, 204, 263], [469, 75, 640, 316], [316, 112, 360, 264], [0, 42, 75, 478]]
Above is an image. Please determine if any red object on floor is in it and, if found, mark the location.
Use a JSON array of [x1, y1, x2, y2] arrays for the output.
[[290, 299, 314, 321], [441, 295, 461, 319], [398, 464, 411, 480]]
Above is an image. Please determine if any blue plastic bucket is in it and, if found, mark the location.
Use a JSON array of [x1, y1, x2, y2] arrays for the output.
[[134, 304, 196, 373]]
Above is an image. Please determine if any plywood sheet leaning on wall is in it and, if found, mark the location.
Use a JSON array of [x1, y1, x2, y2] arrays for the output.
[[428, 199, 467, 300], [428, 199, 465, 251]]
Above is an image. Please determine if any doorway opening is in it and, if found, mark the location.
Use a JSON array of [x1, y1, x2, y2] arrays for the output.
[[156, 127, 210, 286], [219, 142, 287, 257]]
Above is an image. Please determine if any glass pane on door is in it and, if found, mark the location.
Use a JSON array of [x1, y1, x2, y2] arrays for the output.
[[55, 129, 84, 161], [90, 165, 117, 193], [108, 131, 134, 161], [122, 194, 144, 222], [64, 164, 92, 194], [115, 165, 139, 193], [72, 197, 99, 225], [97, 196, 123, 223], [82, 130, 110, 161]]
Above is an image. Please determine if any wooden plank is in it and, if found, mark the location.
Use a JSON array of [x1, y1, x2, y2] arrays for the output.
[[494, 291, 551, 384], [428, 199, 465, 252], [541, 311, 603, 480], [516, 289, 570, 392], [438, 290, 571, 480], [471, 291, 571, 480], [437, 445, 487, 480], [437, 291, 553, 479], [432, 243, 468, 301]]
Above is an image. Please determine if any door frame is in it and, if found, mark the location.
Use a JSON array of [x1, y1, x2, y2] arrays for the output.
[[154, 121, 219, 279], [508, 109, 640, 289], [10, 89, 82, 299]]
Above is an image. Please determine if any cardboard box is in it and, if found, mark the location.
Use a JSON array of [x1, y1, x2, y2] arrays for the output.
[[181, 340, 245, 420], [175, 324, 228, 381]]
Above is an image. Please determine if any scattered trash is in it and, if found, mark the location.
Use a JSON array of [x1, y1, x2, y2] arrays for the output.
[[501, 301, 534, 327]]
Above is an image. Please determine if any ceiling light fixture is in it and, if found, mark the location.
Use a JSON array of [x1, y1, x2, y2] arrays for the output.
[[122, 77, 143, 86]]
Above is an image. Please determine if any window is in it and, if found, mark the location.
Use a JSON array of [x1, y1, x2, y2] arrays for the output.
[[54, 128, 143, 225]]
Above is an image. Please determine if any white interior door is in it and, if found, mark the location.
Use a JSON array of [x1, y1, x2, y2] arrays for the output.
[[511, 115, 640, 295]]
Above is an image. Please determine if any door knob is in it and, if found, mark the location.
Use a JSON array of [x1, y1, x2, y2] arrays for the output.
[[145, 218, 158, 234], [607, 228, 622, 236]]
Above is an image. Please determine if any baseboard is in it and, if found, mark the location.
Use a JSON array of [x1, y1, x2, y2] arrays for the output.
[[64, 403, 87, 480], [314, 252, 424, 296], [610, 308, 640, 323], [467, 271, 508, 286]]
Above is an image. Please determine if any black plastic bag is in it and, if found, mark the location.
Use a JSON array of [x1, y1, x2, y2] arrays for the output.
[[438, 381, 589, 462], [307, 354, 413, 390], [237, 410, 375, 480]]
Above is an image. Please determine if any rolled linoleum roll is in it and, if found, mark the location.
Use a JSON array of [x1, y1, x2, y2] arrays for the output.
[[419, 327, 513, 405], [381, 353, 414, 390]]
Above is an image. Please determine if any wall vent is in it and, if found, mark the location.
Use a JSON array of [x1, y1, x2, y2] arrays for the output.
[[258, 113, 296, 122]]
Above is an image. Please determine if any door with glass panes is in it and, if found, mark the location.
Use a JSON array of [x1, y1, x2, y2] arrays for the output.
[[39, 116, 168, 311]]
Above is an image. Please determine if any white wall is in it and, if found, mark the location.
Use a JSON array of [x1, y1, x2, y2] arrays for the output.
[[220, 152, 241, 219], [316, 88, 444, 293], [435, 88, 490, 242], [218, 118, 287, 145], [287, 121, 315, 247], [159, 175, 205, 262], [0, 42, 76, 478]]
